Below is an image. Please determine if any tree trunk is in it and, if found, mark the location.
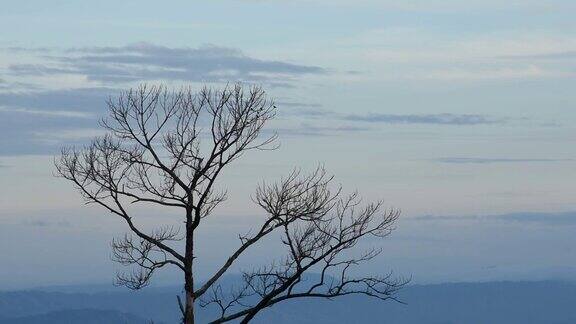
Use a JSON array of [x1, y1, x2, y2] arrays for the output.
[[183, 219, 195, 324], [184, 279, 195, 324]]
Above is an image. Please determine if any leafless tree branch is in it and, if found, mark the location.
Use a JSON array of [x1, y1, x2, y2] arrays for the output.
[[55, 83, 404, 324]]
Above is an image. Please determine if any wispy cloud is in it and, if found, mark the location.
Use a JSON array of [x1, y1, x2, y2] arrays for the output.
[[0, 87, 114, 113], [0, 78, 9, 90], [413, 211, 576, 226], [32, 128, 106, 142], [0, 106, 93, 118], [281, 105, 505, 126], [343, 113, 503, 125], [238, 0, 576, 12], [274, 123, 370, 136], [5, 46, 53, 53], [0, 87, 113, 155], [329, 27, 576, 82], [435, 157, 574, 164], [498, 212, 576, 225], [413, 215, 480, 221], [24, 219, 72, 227], [0, 86, 360, 155], [413, 66, 571, 81], [276, 101, 323, 108], [7, 43, 325, 86], [499, 51, 576, 60]]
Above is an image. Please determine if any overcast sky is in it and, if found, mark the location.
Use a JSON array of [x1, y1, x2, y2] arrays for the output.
[[1, 0, 575, 289]]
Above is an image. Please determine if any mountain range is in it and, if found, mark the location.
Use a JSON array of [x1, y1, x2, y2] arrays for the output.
[[1, 280, 575, 323]]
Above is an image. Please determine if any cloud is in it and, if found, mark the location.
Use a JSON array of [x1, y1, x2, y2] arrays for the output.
[[412, 211, 576, 226], [274, 123, 370, 136], [5, 46, 54, 53], [330, 27, 576, 82], [496, 212, 576, 225], [279, 104, 509, 128], [276, 101, 334, 119], [9, 64, 81, 76], [281, 105, 506, 126], [281, 108, 333, 119], [0, 87, 115, 113], [8, 43, 325, 85], [24, 219, 72, 227], [0, 85, 358, 155], [0, 84, 513, 157], [413, 215, 480, 221], [413, 66, 571, 81], [237, 0, 575, 12], [435, 157, 574, 164], [32, 128, 106, 142], [343, 113, 502, 125], [0, 106, 93, 118], [0, 87, 113, 155], [276, 101, 323, 108], [499, 51, 576, 60], [0, 85, 352, 155]]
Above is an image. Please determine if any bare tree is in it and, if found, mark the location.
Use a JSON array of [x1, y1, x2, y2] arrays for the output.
[[56, 83, 406, 324]]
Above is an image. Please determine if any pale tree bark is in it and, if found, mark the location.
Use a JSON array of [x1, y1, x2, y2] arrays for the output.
[[56, 83, 406, 323]]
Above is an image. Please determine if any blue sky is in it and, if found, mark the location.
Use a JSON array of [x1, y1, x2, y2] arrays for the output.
[[0, 0, 575, 289]]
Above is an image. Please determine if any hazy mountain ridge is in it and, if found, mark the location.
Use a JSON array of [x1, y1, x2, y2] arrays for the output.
[[1, 280, 575, 323], [0, 309, 151, 324]]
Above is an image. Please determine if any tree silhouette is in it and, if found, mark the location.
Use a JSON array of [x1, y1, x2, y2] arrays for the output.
[[56, 84, 406, 324]]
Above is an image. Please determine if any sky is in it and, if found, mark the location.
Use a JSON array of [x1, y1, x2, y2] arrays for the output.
[[0, 0, 575, 289]]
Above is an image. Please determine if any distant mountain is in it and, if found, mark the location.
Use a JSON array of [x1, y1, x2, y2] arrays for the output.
[[1, 280, 576, 323], [0, 289, 181, 323], [0, 309, 150, 324]]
